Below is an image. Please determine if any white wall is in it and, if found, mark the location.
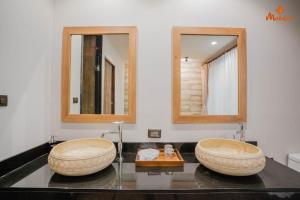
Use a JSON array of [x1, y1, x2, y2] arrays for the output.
[[51, 0, 300, 164], [0, 0, 53, 160], [70, 35, 82, 114]]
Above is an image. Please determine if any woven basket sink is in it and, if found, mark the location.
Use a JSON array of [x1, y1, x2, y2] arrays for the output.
[[48, 138, 116, 176], [195, 138, 265, 176]]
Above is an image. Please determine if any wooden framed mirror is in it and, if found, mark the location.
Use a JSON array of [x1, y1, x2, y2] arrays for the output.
[[172, 27, 247, 123], [61, 26, 136, 123]]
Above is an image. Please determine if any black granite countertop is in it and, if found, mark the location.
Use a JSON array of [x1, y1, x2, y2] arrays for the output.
[[1, 142, 300, 200], [3, 153, 300, 191]]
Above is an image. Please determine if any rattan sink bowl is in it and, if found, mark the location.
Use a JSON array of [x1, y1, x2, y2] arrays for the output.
[[195, 138, 265, 176], [48, 138, 116, 176]]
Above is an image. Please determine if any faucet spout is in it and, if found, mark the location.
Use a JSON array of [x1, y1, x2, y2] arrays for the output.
[[101, 121, 124, 162]]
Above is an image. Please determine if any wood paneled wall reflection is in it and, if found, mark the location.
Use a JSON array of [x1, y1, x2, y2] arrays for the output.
[[81, 36, 96, 114]]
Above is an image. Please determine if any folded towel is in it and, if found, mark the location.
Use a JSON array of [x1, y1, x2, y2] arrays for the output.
[[138, 149, 160, 161]]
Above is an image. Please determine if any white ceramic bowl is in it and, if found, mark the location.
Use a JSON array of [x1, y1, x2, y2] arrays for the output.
[[195, 138, 265, 176], [48, 138, 116, 176]]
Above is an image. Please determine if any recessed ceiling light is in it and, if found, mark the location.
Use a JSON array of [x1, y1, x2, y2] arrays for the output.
[[211, 41, 217, 45]]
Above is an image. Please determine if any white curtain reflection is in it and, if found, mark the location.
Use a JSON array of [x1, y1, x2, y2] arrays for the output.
[[207, 47, 238, 115]]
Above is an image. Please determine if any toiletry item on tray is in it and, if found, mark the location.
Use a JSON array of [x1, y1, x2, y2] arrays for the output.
[[135, 145, 184, 167], [137, 148, 160, 161]]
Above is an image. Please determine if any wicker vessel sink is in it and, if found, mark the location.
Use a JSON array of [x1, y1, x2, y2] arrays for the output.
[[48, 138, 116, 176], [195, 138, 265, 176]]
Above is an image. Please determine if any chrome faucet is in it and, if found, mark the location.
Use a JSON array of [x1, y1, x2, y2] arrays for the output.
[[101, 121, 124, 162], [234, 123, 245, 142]]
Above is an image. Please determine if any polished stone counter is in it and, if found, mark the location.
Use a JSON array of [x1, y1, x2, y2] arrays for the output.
[[1, 143, 300, 199], [6, 153, 300, 191]]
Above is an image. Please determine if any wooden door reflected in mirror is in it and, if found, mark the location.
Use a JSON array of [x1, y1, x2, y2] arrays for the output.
[[103, 59, 115, 114]]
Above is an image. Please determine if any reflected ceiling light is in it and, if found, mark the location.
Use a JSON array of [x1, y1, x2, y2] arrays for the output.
[[211, 41, 217, 45]]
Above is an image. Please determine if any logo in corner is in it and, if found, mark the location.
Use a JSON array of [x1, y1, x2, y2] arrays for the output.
[[276, 5, 284, 14], [266, 4, 293, 22]]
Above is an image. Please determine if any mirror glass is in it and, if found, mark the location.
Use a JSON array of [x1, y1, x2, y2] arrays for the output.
[[180, 35, 238, 116], [69, 34, 129, 115]]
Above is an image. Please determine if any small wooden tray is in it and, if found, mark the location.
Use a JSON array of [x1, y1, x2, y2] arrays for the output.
[[135, 149, 184, 167]]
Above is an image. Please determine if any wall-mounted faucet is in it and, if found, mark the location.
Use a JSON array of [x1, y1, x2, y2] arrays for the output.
[[101, 121, 124, 162], [234, 123, 245, 142]]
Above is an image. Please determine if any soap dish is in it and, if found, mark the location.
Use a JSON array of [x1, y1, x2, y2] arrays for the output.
[[135, 149, 184, 167]]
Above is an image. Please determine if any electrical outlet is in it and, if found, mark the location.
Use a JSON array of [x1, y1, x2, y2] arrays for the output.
[[148, 129, 161, 138], [0, 95, 8, 106]]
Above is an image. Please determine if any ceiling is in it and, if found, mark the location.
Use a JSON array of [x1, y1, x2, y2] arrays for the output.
[[181, 35, 237, 63]]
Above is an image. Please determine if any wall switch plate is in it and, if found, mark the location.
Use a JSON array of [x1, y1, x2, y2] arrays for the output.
[[73, 97, 79, 104], [0, 95, 8, 106], [148, 129, 161, 138]]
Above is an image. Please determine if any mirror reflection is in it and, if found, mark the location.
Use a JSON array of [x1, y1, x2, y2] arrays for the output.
[[180, 35, 238, 115], [70, 34, 129, 115]]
